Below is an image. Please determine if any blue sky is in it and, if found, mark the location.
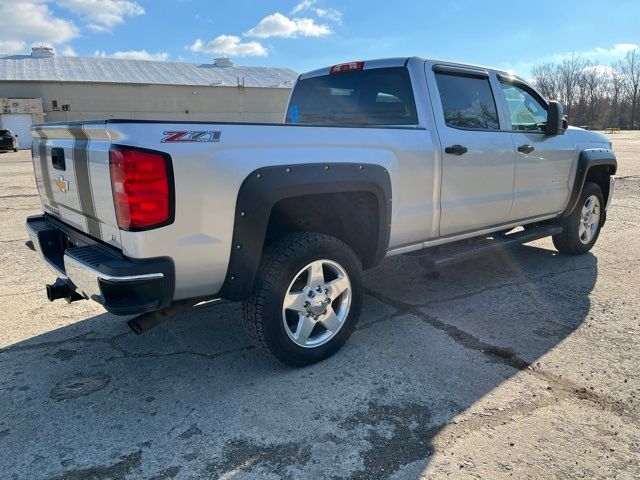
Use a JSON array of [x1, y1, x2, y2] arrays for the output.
[[1, 0, 639, 77]]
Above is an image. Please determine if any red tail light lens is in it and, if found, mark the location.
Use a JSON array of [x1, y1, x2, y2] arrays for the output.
[[330, 61, 364, 74], [109, 146, 173, 230]]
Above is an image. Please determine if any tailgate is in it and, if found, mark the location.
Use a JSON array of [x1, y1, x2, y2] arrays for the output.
[[31, 122, 122, 248]]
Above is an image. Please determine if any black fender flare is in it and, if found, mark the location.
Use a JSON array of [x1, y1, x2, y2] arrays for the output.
[[218, 163, 392, 301], [560, 148, 617, 217]]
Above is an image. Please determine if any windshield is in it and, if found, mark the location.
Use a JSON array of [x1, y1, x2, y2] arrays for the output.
[[0, 130, 12, 138], [286, 67, 418, 126]]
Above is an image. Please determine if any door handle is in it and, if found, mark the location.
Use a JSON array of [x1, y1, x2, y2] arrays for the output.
[[517, 144, 535, 154], [444, 144, 468, 155]]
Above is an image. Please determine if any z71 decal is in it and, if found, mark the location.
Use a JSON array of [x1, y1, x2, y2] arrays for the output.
[[161, 130, 221, 143]]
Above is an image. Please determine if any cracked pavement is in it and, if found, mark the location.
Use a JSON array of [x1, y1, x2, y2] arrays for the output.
[[1, 136, 639, 479]]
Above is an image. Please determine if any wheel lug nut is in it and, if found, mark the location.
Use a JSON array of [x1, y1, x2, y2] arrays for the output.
[[324, 289, 329, 294], [316, 286, 322, 292], [304, 301, 309, 307]]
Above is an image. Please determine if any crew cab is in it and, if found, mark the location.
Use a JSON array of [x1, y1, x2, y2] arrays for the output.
[[25, 57, 616, 366]]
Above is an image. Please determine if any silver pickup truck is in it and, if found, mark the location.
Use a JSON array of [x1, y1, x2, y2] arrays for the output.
[[26, 57, 616, 366]]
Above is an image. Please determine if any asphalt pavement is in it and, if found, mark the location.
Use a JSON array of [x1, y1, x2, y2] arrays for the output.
[[0, 142, 639, 479]]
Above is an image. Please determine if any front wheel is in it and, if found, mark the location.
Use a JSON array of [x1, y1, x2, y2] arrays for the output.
[[552, 181, 604, 254], [242, 232, 363, 367]]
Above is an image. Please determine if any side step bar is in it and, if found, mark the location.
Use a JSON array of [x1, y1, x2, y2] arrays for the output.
[[414, 224, 563, 271]]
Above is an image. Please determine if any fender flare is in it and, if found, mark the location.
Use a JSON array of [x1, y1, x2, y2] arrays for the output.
[[560, 148, 617, 217], [218, 163, 392, 301]]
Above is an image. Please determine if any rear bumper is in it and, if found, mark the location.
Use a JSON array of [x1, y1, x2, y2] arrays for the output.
[[26, 214, 174, 315]]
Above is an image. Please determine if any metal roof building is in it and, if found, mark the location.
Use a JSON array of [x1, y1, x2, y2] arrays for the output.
[[0, 47, 298, 148], [0, 49, 297, 88]]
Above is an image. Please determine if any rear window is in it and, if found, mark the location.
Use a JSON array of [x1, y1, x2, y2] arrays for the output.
[[286, 67, 418, 126]]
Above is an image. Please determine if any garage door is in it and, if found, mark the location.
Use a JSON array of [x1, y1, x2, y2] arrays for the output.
[[0, 114, 32, 149]]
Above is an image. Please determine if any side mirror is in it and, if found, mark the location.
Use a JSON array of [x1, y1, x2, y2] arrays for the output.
[[546, 101, 567, 135]]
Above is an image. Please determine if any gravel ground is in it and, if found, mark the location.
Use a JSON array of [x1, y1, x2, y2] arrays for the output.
[[0, 134, 639, 479]]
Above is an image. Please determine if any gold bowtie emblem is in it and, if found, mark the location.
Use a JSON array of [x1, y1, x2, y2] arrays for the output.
[[54, 176, 69, 193]]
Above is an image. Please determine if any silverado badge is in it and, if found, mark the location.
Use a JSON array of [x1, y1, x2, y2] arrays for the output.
[[54, 175, 69, 193]]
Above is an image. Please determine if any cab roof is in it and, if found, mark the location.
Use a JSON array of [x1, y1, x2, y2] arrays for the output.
[[300, 56, 527, 84]]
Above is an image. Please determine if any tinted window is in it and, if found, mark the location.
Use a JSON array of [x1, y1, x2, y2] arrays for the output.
[[286, 67, 418, 126], [434, 73, 499, 130], [0, 130, 12, 138], [501, 83, 548, 132]]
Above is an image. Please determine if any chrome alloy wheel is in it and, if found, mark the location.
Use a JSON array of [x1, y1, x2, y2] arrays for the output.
[[579, 194, 600, 245], [282, 259, 352, 348]]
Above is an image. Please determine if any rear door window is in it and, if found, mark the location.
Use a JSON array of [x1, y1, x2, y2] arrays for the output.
[[286, 67, 418, 126], [434, 73, 500, 130]]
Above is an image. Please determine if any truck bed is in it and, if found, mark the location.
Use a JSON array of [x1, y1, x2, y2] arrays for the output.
[[31, 119, 435, 299]]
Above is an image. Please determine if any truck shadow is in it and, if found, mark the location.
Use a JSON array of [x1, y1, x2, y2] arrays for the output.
[[0, 244, 597, 479]]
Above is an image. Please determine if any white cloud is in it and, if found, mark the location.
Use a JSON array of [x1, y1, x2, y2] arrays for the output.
[[592, 43, 638, 57], [583, 64, 616, 75], [292, 0, 342, 23], [552, 43, 639, 63], [245, 12, 331, 38], [507, 43, 640, 78], [0, 1, 78, 53], [57, 0, 144, 32], [60, 45, 78, 56], [292, 0, 316, 14], [313, 7, 342, 23], [188, 35, 267, 57], [187, 6, 337, 60], [0, 40, 27, 54], [93, 49, 169, 61]]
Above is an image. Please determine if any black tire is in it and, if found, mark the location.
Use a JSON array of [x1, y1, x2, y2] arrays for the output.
[[552, 181, 604, 254], [242, 232, 363, 367]]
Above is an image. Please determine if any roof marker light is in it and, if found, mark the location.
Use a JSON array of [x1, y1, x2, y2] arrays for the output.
[[330, 61, 364, 74]]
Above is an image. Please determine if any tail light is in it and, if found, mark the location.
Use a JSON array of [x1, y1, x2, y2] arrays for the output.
[[330, 61, 364, 74], [109, 145, 174, 230]]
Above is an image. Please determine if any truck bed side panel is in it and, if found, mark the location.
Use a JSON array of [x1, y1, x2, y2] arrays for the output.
[[106, 122, 436, 300]]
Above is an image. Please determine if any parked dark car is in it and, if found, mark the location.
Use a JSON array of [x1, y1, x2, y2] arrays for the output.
[[0, 129, 18, 153]]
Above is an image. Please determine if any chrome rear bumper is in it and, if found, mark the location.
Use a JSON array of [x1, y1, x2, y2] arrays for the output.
[[26, 214, 174, 315]]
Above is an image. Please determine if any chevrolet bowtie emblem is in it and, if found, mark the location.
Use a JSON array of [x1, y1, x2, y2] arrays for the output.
[[54, 175, 69, 193]]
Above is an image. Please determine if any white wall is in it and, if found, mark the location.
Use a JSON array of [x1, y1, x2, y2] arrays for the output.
[[0, 114, 32, 148], [0, 82, 292, 123]]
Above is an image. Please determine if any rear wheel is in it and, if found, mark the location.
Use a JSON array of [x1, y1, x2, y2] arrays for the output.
[[552, 181, 604, 254], [242, 232, 363, 367]]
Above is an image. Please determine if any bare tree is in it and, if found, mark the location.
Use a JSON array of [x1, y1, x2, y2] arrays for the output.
[[556, 53, 587, 117], [609, 66, 623, 127], [531, 62, 560, 100], [530, 51, 638, 129], [580, 62, 609, 128], [619, 50, 640, 128]]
